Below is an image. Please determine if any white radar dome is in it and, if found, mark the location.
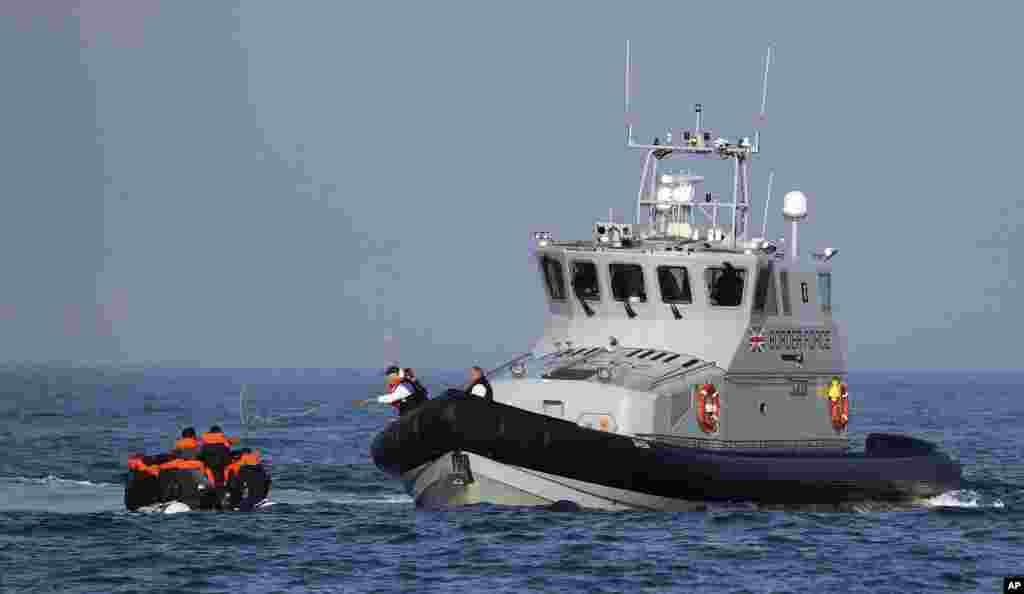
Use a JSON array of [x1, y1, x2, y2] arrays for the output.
[[783, 191, 808, 220]]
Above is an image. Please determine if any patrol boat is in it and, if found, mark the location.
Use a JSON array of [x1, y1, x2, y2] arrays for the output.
[[370, 43, 962, 510]]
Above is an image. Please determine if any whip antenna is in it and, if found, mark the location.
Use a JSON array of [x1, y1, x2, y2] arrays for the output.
[[754, 45, 772, 154], [625, 40, 633, 144], [761, 170, 775, 239], [239, 384, 250, 443]]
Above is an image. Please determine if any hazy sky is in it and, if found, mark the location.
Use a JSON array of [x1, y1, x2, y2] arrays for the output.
[[1, 2, 1020, 369]]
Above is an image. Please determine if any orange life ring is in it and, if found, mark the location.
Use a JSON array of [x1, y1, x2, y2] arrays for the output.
[[696, 383, 721, 434], [829, 384, 849, 431]]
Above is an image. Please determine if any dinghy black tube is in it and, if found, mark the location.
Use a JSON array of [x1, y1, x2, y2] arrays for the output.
[[371, 390, 962, 504]]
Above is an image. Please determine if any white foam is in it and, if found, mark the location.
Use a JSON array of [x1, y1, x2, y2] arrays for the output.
[[327, 495, 413, 505], [162, 501, 192, 514], [1, 475, 117, 488], [923, 489, 1005, 509]]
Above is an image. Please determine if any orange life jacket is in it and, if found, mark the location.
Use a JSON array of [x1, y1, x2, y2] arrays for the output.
[[128, 455, 160, 477], [173, 437, 201, 459], [159, 458, 215, 484], [225, 451, 261, 483], [200, 432, 239, 446]]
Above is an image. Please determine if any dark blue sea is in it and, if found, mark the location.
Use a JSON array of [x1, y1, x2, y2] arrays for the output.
[[0, 367, 1020, 593]]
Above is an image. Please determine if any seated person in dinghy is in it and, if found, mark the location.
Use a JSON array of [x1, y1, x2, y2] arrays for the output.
[[124, 426, 269, 512]]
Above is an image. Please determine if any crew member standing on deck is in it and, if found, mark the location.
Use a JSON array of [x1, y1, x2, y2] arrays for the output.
[[360, 365, 421, 416], [465, 366, 493, 401], [400, 368, 429, 412]]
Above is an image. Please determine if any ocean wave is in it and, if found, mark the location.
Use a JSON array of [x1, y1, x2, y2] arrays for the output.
[[0, 475, 118, 488], [923, 489, 1005, 509], [268, 488, 411, 506]]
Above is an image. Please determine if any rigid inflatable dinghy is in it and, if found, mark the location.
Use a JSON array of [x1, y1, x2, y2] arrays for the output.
[[125, 450, 272, 512]]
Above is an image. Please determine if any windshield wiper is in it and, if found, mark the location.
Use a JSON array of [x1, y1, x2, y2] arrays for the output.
[[576, 292, 595, 317]]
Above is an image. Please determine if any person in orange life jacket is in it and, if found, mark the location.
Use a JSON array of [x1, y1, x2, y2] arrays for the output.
[[198, 425, 239, 488], [172, 427, 201, 459], [465, 366, 493, 401], [157, 430, 217, 508], [225, 448, 272, 511]]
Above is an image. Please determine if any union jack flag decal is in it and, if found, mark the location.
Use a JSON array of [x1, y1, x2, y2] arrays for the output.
[[749, 327, 767, 353]]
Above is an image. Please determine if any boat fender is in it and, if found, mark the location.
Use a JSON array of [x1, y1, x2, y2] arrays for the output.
[[696, 383, 721, 434]]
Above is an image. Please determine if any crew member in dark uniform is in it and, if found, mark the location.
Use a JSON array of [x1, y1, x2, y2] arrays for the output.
[[712, 262, 744, 306], [400, 368, 429, 413], [465, 366, 493, 401], [365, 365, 428, 416]]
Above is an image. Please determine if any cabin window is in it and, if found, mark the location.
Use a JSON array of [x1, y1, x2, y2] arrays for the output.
[[540, 255, 567, 301], [571, 261, 601, 301], [657, 266, 693, 304], [753, 263, 779, 315], [780, 270, 792, 315], [705, 264, 747, 307], [818, 272, 832, 313], [609, 264, 647, 302]]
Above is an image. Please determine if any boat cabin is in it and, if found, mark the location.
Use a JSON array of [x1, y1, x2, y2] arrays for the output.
[[489, 44, 848, 453]]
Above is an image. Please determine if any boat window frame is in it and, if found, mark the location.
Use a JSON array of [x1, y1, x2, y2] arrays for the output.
[[818, 272, 832, 313], [753, 262, 779, 315], [539, 254, 567, 302], [703, 264, 748, 308], [570, 259, 602, 302], [608, 262, 648, 303], [780, 270, 792, 315], [656, 265, 694, 305]]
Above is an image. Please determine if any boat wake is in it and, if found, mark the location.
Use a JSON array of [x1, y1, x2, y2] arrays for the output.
[[0, 475, 412, 515], [3, 475, 118, 488], [922, 489, 1006, 510]]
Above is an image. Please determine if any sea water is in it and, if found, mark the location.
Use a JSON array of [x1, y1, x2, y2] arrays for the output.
[[0, 367, 1020, 593]]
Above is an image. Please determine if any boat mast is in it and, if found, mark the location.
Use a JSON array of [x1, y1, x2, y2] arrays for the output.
[[625, 41, 772, 246]]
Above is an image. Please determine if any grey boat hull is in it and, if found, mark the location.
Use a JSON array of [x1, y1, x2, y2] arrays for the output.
[[372, 391, 962, 509]]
